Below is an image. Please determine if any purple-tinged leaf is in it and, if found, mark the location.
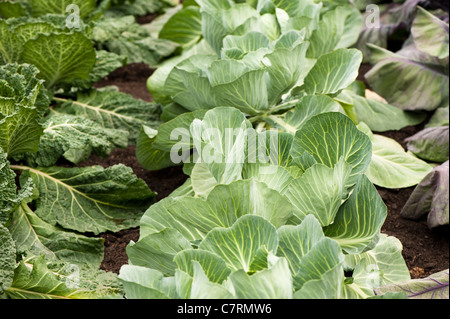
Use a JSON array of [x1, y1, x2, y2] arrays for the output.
[[374, 269, 449, 299], [405, 126, 449, 163], [401, 161, 449, 229]]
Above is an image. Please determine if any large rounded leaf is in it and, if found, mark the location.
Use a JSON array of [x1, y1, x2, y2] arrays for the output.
[[291, 112, 372, 189]]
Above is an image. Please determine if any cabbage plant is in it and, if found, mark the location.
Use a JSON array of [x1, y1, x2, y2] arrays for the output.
[[120, 108, 412, 299], [0, 62, 159, 298], [141, 0, 433, 191]]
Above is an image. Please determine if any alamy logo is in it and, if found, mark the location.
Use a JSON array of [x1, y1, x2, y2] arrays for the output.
[[65, 264, 80, 289], [365, 4, 381, 29], [169, 124, 280, 167], [66, 4, 81, 29]]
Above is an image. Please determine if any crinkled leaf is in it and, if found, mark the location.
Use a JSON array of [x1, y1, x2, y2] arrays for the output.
[[0, 20, 21, 65], [8, 202, 104, 268], [0, 105, 43, 158], [0, 149, 20, 224], [20, 32, 96, 89], [14, 164, 155, 234], [26, 0, 96, 19], [105, 0, 163, 18], [0, 224, 16, 295], [31, 114, 129, 167], [55, 88, 162, 144], [159, 6, 202, 48], [4, 256, 83, 299], [93, 16, 179, 66], [0, 1, 27, 18], [0, 63, 50, 115], [0, 63, 49, 158]]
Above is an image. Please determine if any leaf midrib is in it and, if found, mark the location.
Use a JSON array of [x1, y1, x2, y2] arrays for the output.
[[10, 165, 131, 210]]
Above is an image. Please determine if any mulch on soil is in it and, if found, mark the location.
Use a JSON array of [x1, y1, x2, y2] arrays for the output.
[[84, 59, 448, 278]]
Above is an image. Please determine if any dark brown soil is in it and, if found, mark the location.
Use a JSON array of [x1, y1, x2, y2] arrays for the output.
[[94, 63, 155, 102], [87, 61, 448, 278]]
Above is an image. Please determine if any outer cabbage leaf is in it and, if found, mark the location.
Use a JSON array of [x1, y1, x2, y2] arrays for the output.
[[277, 215, 343, 291], [359, 123, 433, 189], [30, 114, 129, 167], [290, 112, 372, 191], [426, 106, 449, 128], [158, 6, 202, 48], [365, 44, 449, 111], [229, 257, 293, 299], [140, 179, 293, 242], [374, 269, 449, 299], [26, 0, 96, 19], [304, 48, 362, 95], [126, 228, 192, 276], [355, 0, 421, 62], [285, 159, 352, 226], [342, 235, 411, 299], [20, 32, 96, 89], [199, 215, 278, 272], [411, 6, 449, 59], [119, 265, 178, 299], [55, 88, 162, 144], [8, 201, 104, 268], [405, 126, 449, 163], [351, 93, 427, 132], [136, 126, 174, 172], [401, 161, 449, 229], [265, 95, 342, 134], [3, 256, 121, 299], [12, 164, 156, 235], [324, 175, 387, 254]]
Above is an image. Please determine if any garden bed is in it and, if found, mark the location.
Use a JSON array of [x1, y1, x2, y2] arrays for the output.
[[82, 62, 449, 279], [1, 0, 448, 300]]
